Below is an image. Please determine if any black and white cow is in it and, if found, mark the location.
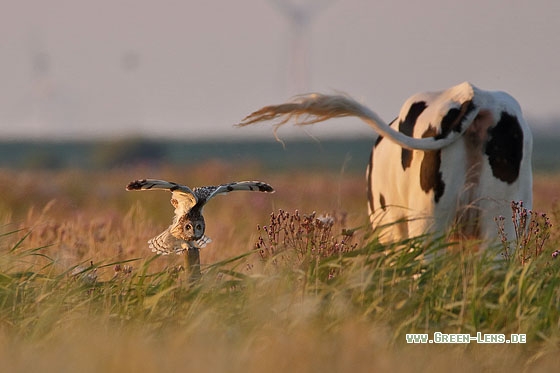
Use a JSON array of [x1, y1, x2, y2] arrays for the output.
[[238, 82, 533, 244]]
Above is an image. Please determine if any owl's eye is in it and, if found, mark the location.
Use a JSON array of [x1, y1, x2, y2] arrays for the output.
[[185, 223, 192, 231], [195, 224, 202, 231]]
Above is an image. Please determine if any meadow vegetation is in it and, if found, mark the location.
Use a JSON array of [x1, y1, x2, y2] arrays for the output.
[[0, 163, 559, 372]]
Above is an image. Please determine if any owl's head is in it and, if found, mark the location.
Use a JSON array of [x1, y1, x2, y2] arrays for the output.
[[173, 212, 205, 241], [184, 216, 205, 241]]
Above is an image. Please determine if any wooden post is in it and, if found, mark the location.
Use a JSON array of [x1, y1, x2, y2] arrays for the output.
[[185, 247, 201, 283]]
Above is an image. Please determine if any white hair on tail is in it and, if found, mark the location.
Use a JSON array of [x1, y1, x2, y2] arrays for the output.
[[237, 82, 480, 151]]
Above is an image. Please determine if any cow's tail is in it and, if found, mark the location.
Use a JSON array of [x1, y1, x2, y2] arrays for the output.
[[236, 93, 479, 151]]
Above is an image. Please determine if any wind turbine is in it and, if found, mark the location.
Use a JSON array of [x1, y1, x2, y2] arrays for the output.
[[269, 0, 334, 94]]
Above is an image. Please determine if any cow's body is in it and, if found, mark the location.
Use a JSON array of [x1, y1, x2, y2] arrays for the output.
[[367, 83, 532, 242], [238, 82, 533, 245]]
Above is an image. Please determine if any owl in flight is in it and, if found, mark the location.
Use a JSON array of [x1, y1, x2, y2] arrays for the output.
[[126, 179, 274, 255]]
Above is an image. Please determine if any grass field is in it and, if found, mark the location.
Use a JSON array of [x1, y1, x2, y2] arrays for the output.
[[1, 162, 559, 372]]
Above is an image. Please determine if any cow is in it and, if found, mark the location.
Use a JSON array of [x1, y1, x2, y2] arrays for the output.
[[237, 82, 533, 246]]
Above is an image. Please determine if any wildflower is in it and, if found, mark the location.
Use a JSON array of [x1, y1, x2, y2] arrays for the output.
[[255, 209, 358, 276], [316, 215, 334, 227], [496, 201, 553, 265], [70, 261, 98, 284]]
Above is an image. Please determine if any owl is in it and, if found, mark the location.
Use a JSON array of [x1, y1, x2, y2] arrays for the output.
[[126, 179, 274, 255]]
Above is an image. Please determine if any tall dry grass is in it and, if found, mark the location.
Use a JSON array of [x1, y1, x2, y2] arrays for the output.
[[1, 163, 559, 372]]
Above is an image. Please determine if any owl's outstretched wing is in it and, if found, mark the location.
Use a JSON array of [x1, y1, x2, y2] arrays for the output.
[[126, 179, 198, 215], [195, 181, 274, 207]]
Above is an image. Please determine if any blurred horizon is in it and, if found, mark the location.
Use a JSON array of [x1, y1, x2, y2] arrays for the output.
[[1, 0, 559, 140], [1, 135, 558, 174]]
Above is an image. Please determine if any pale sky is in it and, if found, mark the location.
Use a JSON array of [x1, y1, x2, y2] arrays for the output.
[[1, 0, 559, 139]]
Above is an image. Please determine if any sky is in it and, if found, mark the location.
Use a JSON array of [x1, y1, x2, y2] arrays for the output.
[[0, 0, 559, 140]]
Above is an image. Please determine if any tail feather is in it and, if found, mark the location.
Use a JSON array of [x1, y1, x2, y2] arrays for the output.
[[148, 229, 188, 255], [148, 229, 211, 256]]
